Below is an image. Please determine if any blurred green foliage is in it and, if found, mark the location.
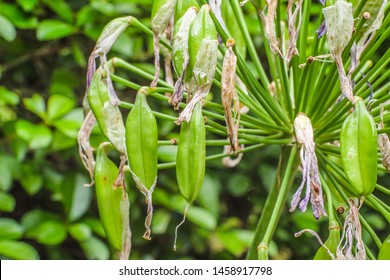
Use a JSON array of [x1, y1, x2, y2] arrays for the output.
[[0, 0, 388, 260]]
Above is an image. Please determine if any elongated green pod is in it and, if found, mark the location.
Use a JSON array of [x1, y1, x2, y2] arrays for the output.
[[221, 0, 246, 60], [172, 6, 197, 78], [176, 102, 206, 203], [174, 0, 199, 24], [151, 0, 176, 35], [340, 98, 378, 198], [187, 4, 217, 81], [314, 221, 340, 260], [94, 144, 124, 251], [87, 69, 126, 154], [125, 89, 158, 190], [378, 234, 390, 260]]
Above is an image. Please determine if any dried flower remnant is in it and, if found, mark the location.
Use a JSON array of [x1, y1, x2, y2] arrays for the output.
[[291, 113, 327, 219], [221, 39, 241, 154], [77, 111, 97, 186], [322, 0, 354, 103], [260, 0, 282, 56], [286, 0, 304, 61], [86, 17, 133, 106], [348, 0, 388, 77], [336, 199, 366, 260], [151, 0, 176, 88]]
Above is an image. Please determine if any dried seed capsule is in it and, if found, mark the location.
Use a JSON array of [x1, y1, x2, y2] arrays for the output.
[[125, 87, 158, 240], [340, 98, 378, 198], [94, 143, 125, 251], [174, 0, 199, 24], [87, 68, 126, 155], [176, 102, 206, 203]]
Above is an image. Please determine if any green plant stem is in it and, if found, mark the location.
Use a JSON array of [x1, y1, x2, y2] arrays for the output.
[[376, 184, 390, 196], [157, 143, 265, 170], [246, 146, 300, 259]]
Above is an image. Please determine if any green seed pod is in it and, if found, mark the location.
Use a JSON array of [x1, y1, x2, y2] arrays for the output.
[[314, 221, 340, 260], [176, 102, 206, 203], [94, 143, 125, 251], [221, 0, 246, 60], [172, 6, 198, 78], [126, 89, 158, 190], [174, 0, 199, 24], [87, 69, 126, 154], [378, 234, 390, 260], [340, 98, 378, 198], [187, 4, 218, 81], [151, 0, 176, 35]]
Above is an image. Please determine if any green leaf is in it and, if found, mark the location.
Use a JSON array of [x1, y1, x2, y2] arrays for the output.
[[35, 220, 67, 245], [23, 94, 46, 119], [71, 40, 86, 67], [81, 218, 106, 238], [17, 0, 38, 12], [198, 173, 221, 218], [37, 20, 75, 41], [0, 155, 16, 192], [47, 94, 75, 122], [0, 3, 38, 29], [217, 229, 254, 257], [15, 120, 53, 149], [151, 210, 171, 234], [19, 162, 43, 195], [21, 209, 58, 238], [0, 87, 20, 106], [68, 223, 92, 241], [0, 240, 39, 260], [53, 112, 82, 139], [62, 173, 92, 222], [0, 192, 16, 212], [0, 15, 16, 42], [0, 218, 24, 239], [51, 130, 76, 150], [42, 0, 73, 22], [79, 236, 110, 260]]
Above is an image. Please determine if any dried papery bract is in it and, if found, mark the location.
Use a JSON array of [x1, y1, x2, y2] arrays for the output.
[[222, 145, 244, 168], [323, 0, 354, 103], [170, 7, 198, 109], [151, 0, 176, 88], [260, 0, 282, 56], [286, 0, 304, 61], [77, 110, 97, 187], [349, 0, 388, 77], [87, 17, 133, 106], [221, 39, 241, 154], [337, 199, 366, 260], [291, 113, 327, 219]]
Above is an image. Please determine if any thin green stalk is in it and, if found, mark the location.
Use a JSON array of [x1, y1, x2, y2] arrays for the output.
[[246, 145, 300, 259], [257, 146, 298, 260], [158, 143, 265, 170], [375, 184, 390, 196]]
